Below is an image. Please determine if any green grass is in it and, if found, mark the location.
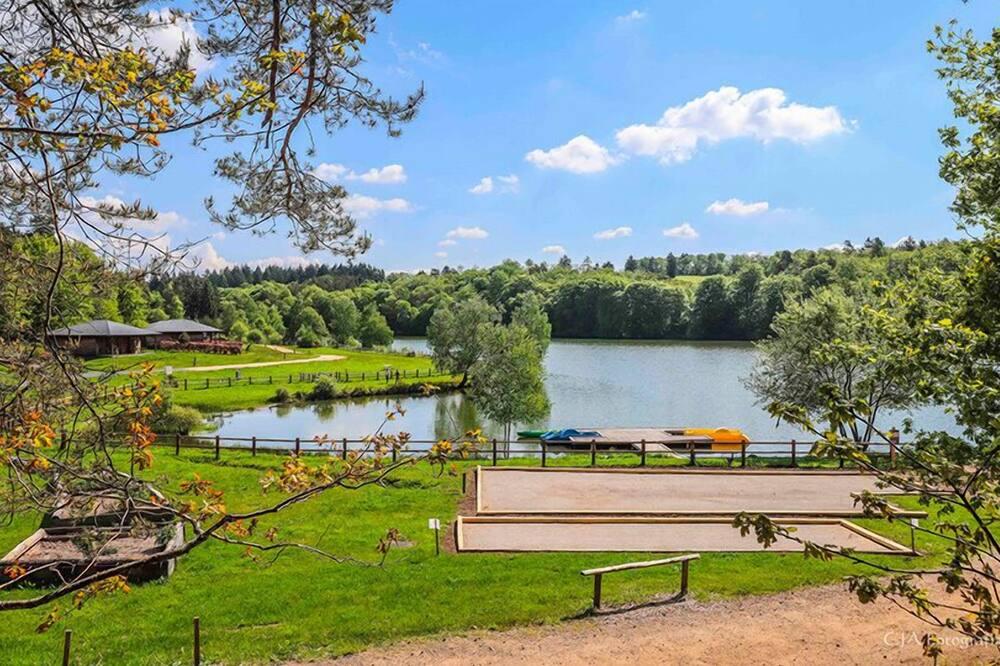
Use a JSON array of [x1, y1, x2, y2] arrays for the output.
[[86, 346, 456, 413], [0, 451, 952, 665], [84, 346, 299, 372]]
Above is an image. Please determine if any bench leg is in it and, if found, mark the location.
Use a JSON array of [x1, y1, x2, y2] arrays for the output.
[[593, 573, 602, 610], [680, 560, 689, 597]]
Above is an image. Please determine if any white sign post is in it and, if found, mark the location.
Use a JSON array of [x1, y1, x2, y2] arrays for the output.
[[428, 518, 441, 556], [909, 517, 919, 554]]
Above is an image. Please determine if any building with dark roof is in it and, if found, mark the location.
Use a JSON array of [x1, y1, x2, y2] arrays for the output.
[[146, 319, 223, 342], [47, 320, 160, 356]]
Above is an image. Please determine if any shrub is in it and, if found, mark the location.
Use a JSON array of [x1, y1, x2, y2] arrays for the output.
[[152, 405, 203, 434], [308, 376, 338, 400], [271, 387, 291, 403], [295, 325, 322, 348]]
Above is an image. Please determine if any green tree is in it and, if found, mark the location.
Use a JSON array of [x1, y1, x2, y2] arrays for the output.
[[510, 292, 552, 352], [357, 304, 393, 348], [116, 282, 149, 327], [470, 323, 550, 447], [746, 287, 921, 442], [427, 295, 498, 386], [687, 276, 733, 339]]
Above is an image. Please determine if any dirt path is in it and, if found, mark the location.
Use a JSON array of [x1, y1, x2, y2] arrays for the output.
[[172, 354, 345, 373], [307, 583, 996, 665], [265, 344, 297, 354]]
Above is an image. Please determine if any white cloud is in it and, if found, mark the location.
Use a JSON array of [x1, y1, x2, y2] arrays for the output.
[[525, 135, 622, 174], [706, 198, 770, 216], [616, 86, 849, 165], [445, 226, 489, 240], [593, 226, 633, 240], [186, 241, 230, 272], [78, 195, 187, 233], [434, 251, 448, 259], [663, 223, 699, 239], [542, 245, 566, 255], [142, 9, 213, 74], [186, 245, 333, 273], [313, 163, 350, 181], [438, 239, 457, 247], [892, 235, 916, 248], [353, 164, 407, 184], [497, 174, 520, 190], [469, 177, 493, 195], [469, 174, 519, 195], [312, 163, 406, 185], [342, 194, 413, 219], [615, 9, 646, 23], [822, 243, 846, 252]]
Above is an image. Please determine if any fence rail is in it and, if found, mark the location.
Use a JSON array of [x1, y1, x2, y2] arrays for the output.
[[154, 432, 903, 468], [110, 368, 453, 392]]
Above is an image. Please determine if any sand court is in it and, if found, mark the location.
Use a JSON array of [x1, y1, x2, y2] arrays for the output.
[[456, 516, 911, 554], [475, 466, 921, 517]]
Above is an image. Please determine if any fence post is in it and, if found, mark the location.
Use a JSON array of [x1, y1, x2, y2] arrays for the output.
[[688, 442, 695, 466], [205, 378, 209, 389], [541, 440, 547, 467], [295, 437, 300, 456], [342, 437, 348, 460], [592, 573, 603, 609], [184, 378, 188, 390], [741, 442, 747, 468], [492, 438, 498, 466], [228, 377, 232, 387], [62, 629, 71, 666], [251, 436, 257, 457], [214, 435, 220, 460], [590, 439, 597, 467], [249, 376, 253, 385], [269, 375, 273, 385], [175, 433, 181, 455], [681, 559, 690, 597], [640, 439, 646, 467], [791, 439, 797, 467], [193, 617, 201, 666], [289, 374, 292, 384]]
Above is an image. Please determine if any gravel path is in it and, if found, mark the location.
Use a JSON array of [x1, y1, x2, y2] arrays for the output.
[[300, 582, 995, 665]]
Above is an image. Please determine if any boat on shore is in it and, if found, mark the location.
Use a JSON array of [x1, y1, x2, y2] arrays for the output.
[[516, 427, 749, 453]]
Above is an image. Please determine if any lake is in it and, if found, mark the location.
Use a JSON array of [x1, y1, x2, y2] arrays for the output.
[[207, 338, 958, 447]]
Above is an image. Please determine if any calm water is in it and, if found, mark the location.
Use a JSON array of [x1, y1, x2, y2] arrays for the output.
[[208, 338, 958, 446]]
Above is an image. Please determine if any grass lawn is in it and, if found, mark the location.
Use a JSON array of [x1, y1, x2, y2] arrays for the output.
[[0, 449, 951, 666], [86, 346, 456, 412]]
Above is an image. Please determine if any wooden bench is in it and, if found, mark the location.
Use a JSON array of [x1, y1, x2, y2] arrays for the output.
[[580, 553, 700, 610]]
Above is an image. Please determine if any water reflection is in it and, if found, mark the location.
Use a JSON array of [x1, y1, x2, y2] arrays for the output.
[[211, 338, 959, 443]]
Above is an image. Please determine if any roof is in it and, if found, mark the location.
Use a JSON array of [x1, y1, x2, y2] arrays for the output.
[[48, 320, 160, 337], [146, 319, 222, 334]]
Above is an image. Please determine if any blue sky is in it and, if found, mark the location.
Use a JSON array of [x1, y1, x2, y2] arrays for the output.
[[118, 1, 996, 272]]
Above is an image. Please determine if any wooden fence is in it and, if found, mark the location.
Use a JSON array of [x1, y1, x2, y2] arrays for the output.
[[114, 368, 452, 392], [154, 433, 902, 468]]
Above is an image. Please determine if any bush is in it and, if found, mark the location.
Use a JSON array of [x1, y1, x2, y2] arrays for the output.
[[295, 325, 322, 348], [308, 376, 338, 400], [152, 405, 203, 434], [271, 387, 291, 403]]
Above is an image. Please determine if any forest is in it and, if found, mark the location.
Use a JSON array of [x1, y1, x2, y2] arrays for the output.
[[2, 231, 967, 347]]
